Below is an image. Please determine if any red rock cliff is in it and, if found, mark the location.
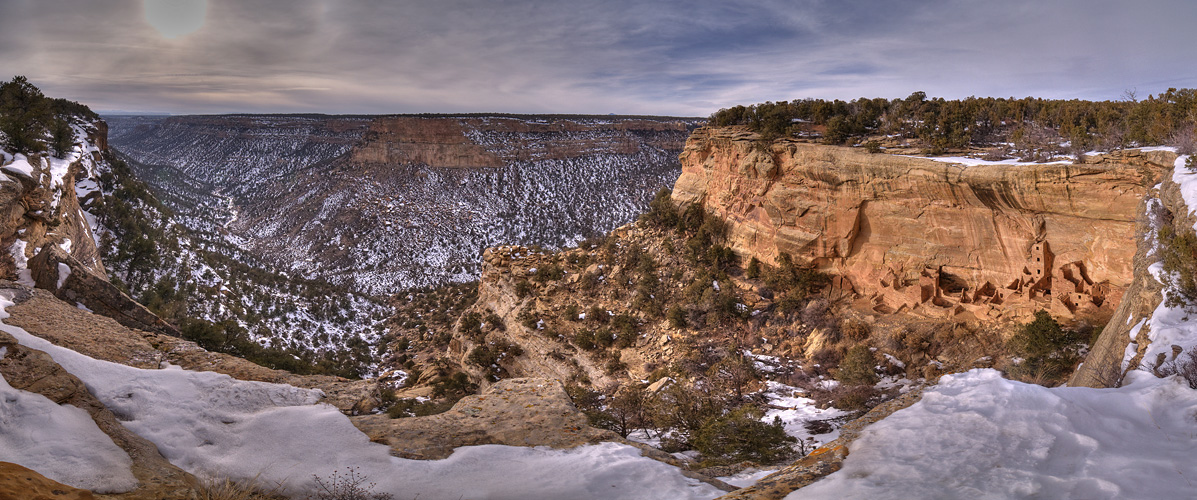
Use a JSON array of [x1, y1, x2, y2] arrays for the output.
[[673, 126, 1172, 321]]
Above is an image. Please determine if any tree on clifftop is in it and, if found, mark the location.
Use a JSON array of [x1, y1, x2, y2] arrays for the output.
[[0, 76, 51, 154]]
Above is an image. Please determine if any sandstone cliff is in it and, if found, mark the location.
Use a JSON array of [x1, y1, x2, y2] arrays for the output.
[[0, 122, 107, 280], [674, 127, 1171, 323], [1070, 153, 1190, 388]]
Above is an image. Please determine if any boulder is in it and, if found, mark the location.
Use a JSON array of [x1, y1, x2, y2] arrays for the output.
[[352, 378, 616, 460], [27, 244, 180, 338]]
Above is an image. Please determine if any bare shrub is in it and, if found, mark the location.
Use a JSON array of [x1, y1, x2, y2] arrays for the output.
[[1168, 125, 1197, 155], [194, 475, 285, 500], [841, 318, 871, 342], [308, 467, 393, 500], [1157, 349, 1197, 389]]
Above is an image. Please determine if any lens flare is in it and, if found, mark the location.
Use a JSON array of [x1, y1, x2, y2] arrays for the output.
[[144, 0, 207, 39]]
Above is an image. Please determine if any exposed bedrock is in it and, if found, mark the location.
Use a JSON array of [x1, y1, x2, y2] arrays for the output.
[[674, 126, 1173, 323]]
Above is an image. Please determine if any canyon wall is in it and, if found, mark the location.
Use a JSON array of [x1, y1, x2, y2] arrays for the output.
[[108, 114, 699, 294], [674, 127, 1173, 323], [1070, 155, 1191, 388]]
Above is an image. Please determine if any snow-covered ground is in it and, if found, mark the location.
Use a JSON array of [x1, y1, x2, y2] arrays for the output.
[[0, 291, 724, 499], [789, 369, 1197, 499], [760, 381, 849, 445]]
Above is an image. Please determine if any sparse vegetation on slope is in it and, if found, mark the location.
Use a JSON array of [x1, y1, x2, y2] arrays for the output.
[[89, 149, 387, 378]]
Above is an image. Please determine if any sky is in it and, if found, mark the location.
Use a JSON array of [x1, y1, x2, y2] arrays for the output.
[[1, 0, 1195, 116]]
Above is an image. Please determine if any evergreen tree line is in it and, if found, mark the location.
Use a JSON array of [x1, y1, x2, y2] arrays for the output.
[[0, 76, 99, 157], [710, 89, 1197, 154]]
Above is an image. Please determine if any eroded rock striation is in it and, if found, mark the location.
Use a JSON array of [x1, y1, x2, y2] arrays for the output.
[[675, 127, 1171, 323]]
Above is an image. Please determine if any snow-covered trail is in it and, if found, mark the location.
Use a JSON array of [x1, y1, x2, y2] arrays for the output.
[[0, 291, 724, 499]]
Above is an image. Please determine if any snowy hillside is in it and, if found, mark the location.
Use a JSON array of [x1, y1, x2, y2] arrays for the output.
[[241, 145, 684, 294], [106, 114, 699, 294]]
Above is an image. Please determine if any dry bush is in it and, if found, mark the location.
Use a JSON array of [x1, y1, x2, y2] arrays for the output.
[[309, 467, 394, 500], [1156, 349, 1197, 389], [841, 318, 871, 342], [194, 475, 286, 500], [1168, 125, 1197, 155], [812, 384, 880, 412]]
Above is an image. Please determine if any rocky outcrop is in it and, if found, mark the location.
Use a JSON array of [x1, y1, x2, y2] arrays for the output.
[[352, 378, 616, 460], [28, 245, 179, 338], [0, 124, 108, 282], [449, 245, 623, 387], [2, 283, 376, 413], [1070, 156, 1190, 388], [675, 127, 1170, 323]]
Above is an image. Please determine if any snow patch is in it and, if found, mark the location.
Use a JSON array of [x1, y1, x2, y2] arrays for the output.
[[56, 263, 71, 290], [8, 239, 33, 286], [0, 372, 138, 493]]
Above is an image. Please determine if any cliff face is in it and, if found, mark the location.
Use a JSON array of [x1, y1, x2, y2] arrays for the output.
[[1071, 154, 1191, 388], [675, 127, 1171, 323], [348, 117, 503, 167], [0, 123, 107, 280], [0, 119, 180, 336]]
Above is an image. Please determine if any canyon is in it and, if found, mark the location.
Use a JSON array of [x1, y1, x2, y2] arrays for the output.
[[107, 114, 700, 294], [3, 103, 1194, 499]]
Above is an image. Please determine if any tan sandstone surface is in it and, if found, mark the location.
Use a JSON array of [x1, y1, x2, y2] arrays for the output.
[[352, 377, 617, 459], [0, 462, 95, 500], [674, 127, 1172, 323]]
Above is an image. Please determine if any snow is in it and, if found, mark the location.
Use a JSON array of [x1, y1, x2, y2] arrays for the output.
[[760, 381, 849, 446], [2, 154, 35, 178], [1139, 263, 1197, 376], [790, 369, 1197, 499], [1138, 146, 1179, 153], [1169, 155, 1197, 229], [0, 292, 723, 499], [7, 239, 33, 286], [75, 178, 99, 198], [903, 155, 1072, 167], [0, 370, 138, 493], [56, 263, 71, 289], [719, 468, 778, 488]]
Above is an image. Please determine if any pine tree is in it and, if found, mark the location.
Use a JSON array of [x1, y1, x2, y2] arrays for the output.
[[0, 76, 51, 153]]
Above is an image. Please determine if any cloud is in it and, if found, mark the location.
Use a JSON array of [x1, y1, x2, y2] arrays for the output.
[[0, 0, 1194, 115]]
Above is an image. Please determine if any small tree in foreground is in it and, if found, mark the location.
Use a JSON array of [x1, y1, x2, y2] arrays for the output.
[[1007, 310, 1080, 384], [692, 406, 797, 466]]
